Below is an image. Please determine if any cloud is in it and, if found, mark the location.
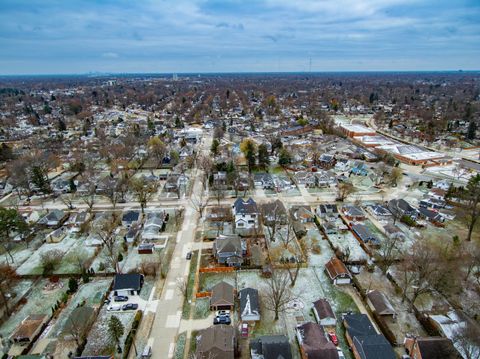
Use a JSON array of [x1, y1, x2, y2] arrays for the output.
[[0, 0, 478, 73]]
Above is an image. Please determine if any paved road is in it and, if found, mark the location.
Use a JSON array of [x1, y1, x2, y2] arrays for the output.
[[148, 136, 211, 359]]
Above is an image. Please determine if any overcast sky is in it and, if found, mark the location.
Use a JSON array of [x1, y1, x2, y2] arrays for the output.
[[0, 0, 479, 74]]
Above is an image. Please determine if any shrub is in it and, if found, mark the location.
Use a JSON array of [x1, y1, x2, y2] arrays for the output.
[[68, 278, 78, 293]]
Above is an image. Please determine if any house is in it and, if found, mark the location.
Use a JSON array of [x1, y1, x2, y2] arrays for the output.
[[138, 242, 155, 254], [342, 205, 365, 221], [366, 290, 396, 318], [239, 288, 260, 322], [296, 322, 339, 359], [112, 273, 144, 297], [312, 299, 337, 327], [325, 257, 352, 285], [351, 161, 369, 176], [335, 158, 351, 172], [417, 207, 445, 224], [290, 205, 315, 223], [260, 200, 288, 225], [213, 235, 245, 267], [142, 212, 166, 241], [388, 199, 417, 219], [210, 282, 235, 311], [232, 198, 259, 229], [250, 335, 292, 359], [46, 227, 68, 243], [366, 204, 391, 218], [419, 198, 446, 210], [254, 173, 275, 189], [352, 335, 396, 359], [428, 188, 447, 200], [404, 336, 461, 359], [125, 224, 141, 243], [196, 325, 236, 359], [343, 313, 396, 359], [38, 209, 68, 227], [69, 211, 90, 232], [351, 224, 380, 246], [10, 314, 48, 344], [383, 224, 405, 240], [122, 210, 141, 228], [316, 204, 339, 219], [318, 153, 336, 169]]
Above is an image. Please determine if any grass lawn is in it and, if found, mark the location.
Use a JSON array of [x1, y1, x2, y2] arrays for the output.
[[193, 298, 210, 319], [174, 332, 187, 359], [182, 250, 199, 319]]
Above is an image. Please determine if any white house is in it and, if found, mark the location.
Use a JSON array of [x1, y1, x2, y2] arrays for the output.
[[232, 198, 259, 229]]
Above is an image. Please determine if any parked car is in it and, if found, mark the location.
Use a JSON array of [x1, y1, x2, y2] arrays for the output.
[[122, 303, 139, 311], [141, 346, 152, 358], [213, 316, 231, 325], [107, 304, 122, 311], [186, 252, 192, 260], [328, 332, 339, 346], [216, 310, 230, 317], [114, 295, 129, 302]]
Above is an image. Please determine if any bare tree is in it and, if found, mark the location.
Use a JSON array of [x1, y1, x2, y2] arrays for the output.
[[376, 235, 403, 274], [211, 183, 225, 205], [97, 215, 121, 273], [278, 220, 295, 249], [337, 181, 355, 201], [452, 321, 480, 359], [41, 249, 64, 275], [457, 174, 480, 241], [61, 193, 77, 210], [261, 201, 285, 242], [191, 194, 208, 218], [176, 278, 188, 298], [262, 269, 295, 320], [81, 187, 96, 213]]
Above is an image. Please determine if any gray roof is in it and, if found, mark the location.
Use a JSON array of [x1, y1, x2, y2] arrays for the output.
[[239, 288, 260, 318], [353, 334, 396, 359], [250, 335, 292, 359], [233, 197, 258, 215]]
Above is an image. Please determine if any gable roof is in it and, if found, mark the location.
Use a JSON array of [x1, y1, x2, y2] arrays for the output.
[[296, 322, 338, 359], [122, 210, 140, 222], [312, 298, 336, 320], [197, 325, 235, 359], [325, 257, 351, 280], [233, 198, 258, 215], [366, 290, 396, 316], [113, 273, 143, 291], [415, 337, 461, 359], [211, 282, 234, 306], [215, 235, 242, 255], [239, 288, 260, 318], [353, 334, 396, 359], [250, 335, 292, 359], [344, 313, 376, 339]]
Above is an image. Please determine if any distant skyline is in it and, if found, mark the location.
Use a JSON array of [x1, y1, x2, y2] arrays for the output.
[[1, 0, 479, 75]]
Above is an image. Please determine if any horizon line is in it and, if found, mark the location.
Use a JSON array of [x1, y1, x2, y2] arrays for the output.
[[1, 69, 479, 78]]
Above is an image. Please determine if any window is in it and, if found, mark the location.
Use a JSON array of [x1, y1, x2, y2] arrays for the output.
[[237, 223, 244, 227]]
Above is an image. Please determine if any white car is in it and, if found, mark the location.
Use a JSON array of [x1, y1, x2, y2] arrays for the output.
[[107, 304, 122, 311], [216, 310, 230, 317]]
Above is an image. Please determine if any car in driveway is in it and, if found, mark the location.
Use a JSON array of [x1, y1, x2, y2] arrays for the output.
[[328, 332, 339, 346], [107, 304, 122, 311], [213, 315, 231, 325], [186, 252, 192, 260], [216, 310, 230, 317], [114, 295, 129, 302], [122, 303, 139, 311]]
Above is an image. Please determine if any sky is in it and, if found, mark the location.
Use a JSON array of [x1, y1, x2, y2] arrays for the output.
[[0, 0, 479, 74]]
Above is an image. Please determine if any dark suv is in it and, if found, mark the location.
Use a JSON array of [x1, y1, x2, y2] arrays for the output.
[[213, 315, 231, 325]]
